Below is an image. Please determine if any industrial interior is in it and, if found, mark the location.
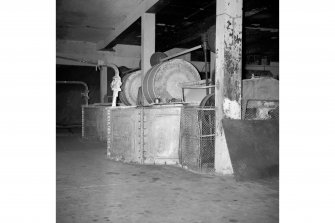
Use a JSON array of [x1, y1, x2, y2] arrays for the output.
[[56, 0, 279, 222]]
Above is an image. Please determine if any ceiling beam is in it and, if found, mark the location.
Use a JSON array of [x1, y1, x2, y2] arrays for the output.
[[57, 40, 141, 68], [97, 0, 160, 50], [56, 56, 96, 67], [157, 15, 215, 51]]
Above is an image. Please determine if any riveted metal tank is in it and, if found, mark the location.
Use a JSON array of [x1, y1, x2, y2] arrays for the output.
[[82, 103, 110, 142], [119, 70, 142, 105], [106, 105, 183, 165], [142, 104, 182, 165], [142, 59, 201, 104], [106, 106, 141, 163]]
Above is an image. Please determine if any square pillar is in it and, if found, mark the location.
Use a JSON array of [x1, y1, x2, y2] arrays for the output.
[[140, 13, 155, 105], [214, 0, 243, 174], [141, 13, 155, 80]]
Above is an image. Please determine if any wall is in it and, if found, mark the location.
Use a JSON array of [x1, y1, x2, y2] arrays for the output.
[[56, 65, 101, 126], [56, 64, 132, 125]]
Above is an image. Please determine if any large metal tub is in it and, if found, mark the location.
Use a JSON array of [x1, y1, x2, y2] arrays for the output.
[[106, 106, 141, 163], [142, 105, 182, 165], [119, 70, 141, 106], [106, 104, 182, 165], [82, 104, 111, 142]]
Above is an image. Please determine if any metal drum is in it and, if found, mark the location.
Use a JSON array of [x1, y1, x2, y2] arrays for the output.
[[200, 93, 215, 107], [207, 25, 216, 53], [119, 70, 142, 105], [106, 105, 182, 165], [142, 59, 201, 104], [82, 104, 110, 142]]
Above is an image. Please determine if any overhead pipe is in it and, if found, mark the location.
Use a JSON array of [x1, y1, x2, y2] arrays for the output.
[[97, 61, 120, 78], [97, 61, 120, 105], [56, 55, 121, 105], [56, 55, 97, 66], [56, 81, 89, 105], [56, 55, 120, 77]]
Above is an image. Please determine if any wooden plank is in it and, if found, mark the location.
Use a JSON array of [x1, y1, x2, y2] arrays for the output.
[[214, 0, 243, 175], [97, 0, 159, 50]]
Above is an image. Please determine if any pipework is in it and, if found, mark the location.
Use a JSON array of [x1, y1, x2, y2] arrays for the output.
[[56, 81, 89, 105]]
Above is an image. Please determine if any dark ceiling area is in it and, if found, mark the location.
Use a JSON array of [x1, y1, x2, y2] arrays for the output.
[[105, 0, 279, 62]]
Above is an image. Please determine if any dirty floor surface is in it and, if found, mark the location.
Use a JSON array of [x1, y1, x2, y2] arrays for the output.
[[57, 133, 279, 223]]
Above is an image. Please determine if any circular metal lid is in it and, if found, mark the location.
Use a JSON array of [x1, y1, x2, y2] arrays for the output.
[[200, 93, 215, 107], [145, 59, 201, 103], [120, 70, 142, 105]]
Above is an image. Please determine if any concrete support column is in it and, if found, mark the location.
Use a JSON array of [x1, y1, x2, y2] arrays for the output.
[[141, 13, 155, 80], [140, 13, 155, 104], [100, 66, 108, 103], [214, 0, 243, 174]]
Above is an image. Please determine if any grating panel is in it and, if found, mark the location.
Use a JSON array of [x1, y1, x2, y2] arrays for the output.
[[180, 106, 215, 173], [244, 100, 279, 120]]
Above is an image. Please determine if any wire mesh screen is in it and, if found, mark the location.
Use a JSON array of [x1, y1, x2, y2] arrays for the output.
[[82, 105, 108, 141], [243, 100, 279, 120], [180, 108, 200, 170], [180, 107, 215, 172]]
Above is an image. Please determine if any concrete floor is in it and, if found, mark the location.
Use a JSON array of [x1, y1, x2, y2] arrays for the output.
[[57, 131, 279, 223]]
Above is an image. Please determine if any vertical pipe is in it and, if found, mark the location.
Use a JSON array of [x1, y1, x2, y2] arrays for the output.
[[100, 66, 108, 103], [107, 108, 111, 157], [140, 107, 145, 164], [82, 107, 85, 138], [182, 88, 185, 102], [210, 52, 216, 94], [56, 81, 89, 105]]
